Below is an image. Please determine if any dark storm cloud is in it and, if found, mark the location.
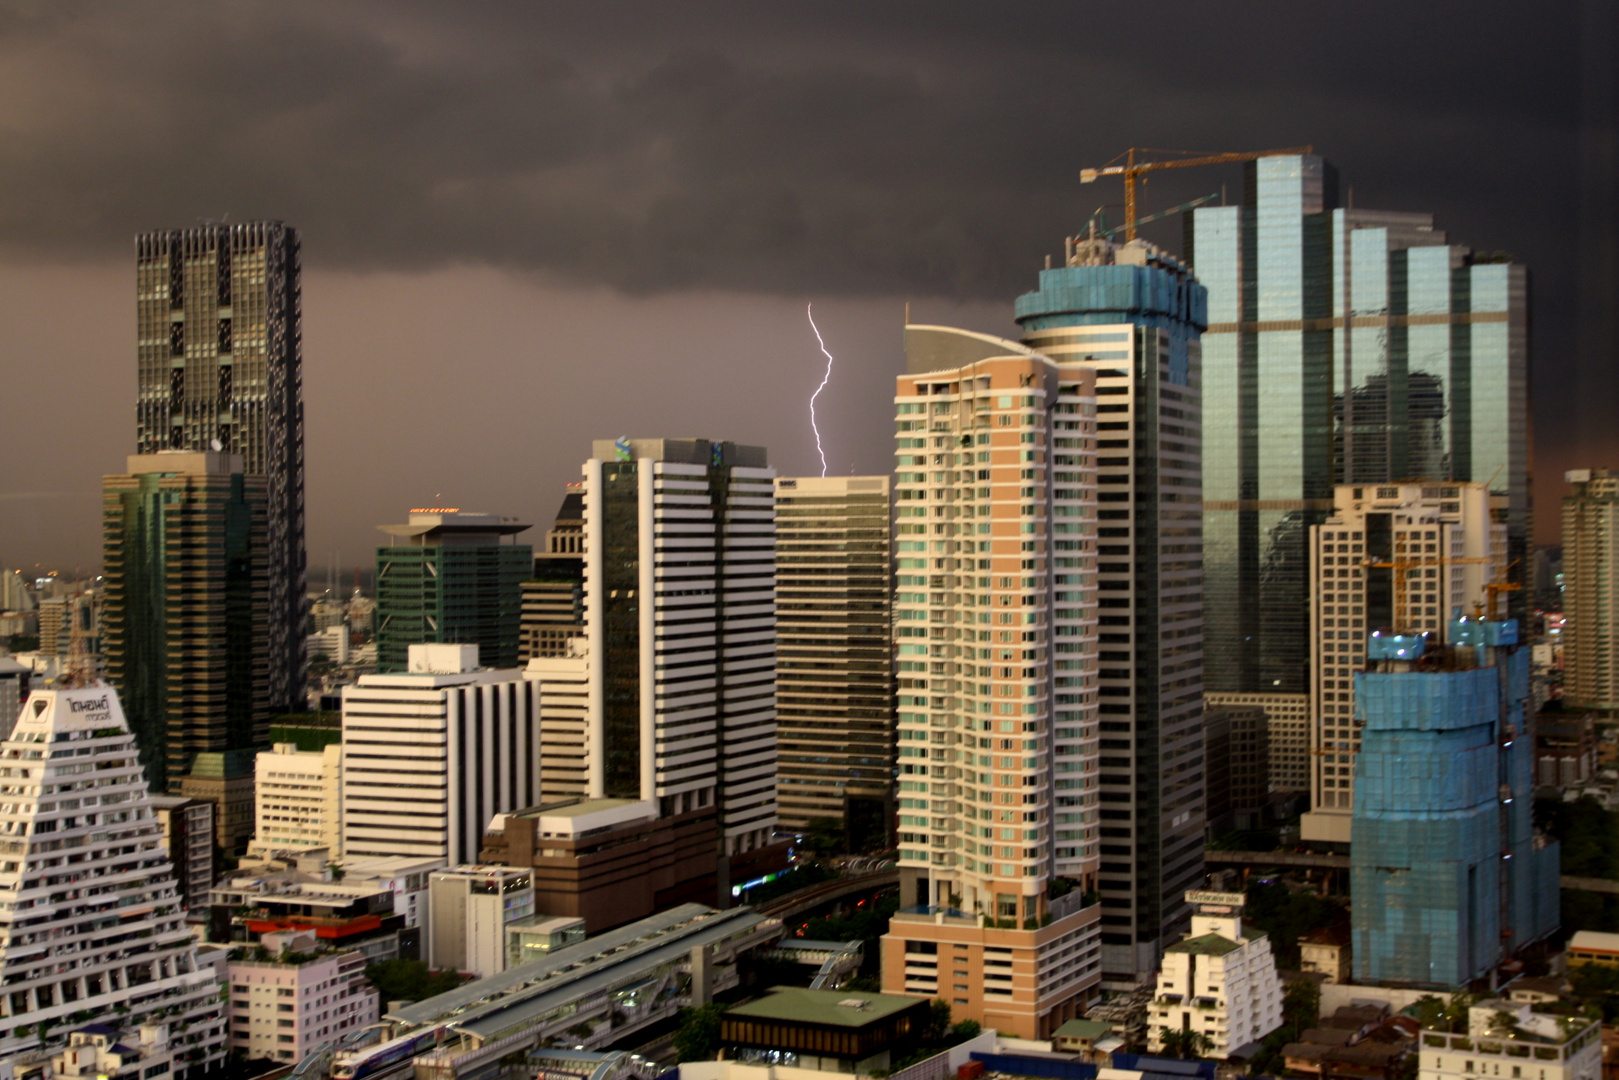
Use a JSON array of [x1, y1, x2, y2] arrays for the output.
[[0, 1, 1583, 301]]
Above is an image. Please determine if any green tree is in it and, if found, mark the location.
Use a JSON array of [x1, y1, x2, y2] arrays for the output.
[[673, 1003, 727, 1062], [1242, 882, 1346, 967], [1571, 964, 1619, 1022], [1282, 978, 1321, 1032], [1157, 1028, 1212, 1060], [364, 959, 466, 1003]]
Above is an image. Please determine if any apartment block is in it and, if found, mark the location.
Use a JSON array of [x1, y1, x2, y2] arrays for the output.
[[255, 742, 342, 853], [226, 935, 377, 1063], [1563, 469, 1619, 715], [879, 325, 1102, 1038]]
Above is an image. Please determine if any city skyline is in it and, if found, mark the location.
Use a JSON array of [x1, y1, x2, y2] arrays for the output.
[[0, 3, 1612, 573]]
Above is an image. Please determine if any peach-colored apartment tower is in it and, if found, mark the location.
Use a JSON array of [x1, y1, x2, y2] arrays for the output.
[[880, 325, 1103, 1038]]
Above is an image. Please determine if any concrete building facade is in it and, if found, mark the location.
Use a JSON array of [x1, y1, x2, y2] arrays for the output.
[[340, 644, 543, 865], [226, 937, 377, 1063], [0, 684, 226, 1074], [1148, 891, 1283, 1059], [1563, 470, 1619, 714], [150, 795, 217, 911], [255, 742, 342, 853], [880, 327, 1102, 1037], [426, 866, 536, 977], [521, 490, 585, 662], [581, 437, 784, 890]]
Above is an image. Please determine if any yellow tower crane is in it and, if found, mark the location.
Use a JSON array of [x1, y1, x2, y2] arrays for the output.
[[1080, 146, 1315, 241]]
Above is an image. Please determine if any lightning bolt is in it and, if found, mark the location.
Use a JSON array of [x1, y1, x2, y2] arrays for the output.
[[807, 302, 835, 478]]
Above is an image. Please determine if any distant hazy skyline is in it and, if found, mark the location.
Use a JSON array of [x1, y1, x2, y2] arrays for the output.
[[0, 1, 1612, 573]]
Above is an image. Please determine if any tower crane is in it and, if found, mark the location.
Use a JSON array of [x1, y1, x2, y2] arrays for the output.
[[1080, 146, 1315, 241]]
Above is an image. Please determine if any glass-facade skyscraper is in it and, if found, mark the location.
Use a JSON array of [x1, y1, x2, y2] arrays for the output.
[[136, 223, 309, 712], [1015, 236, 1209, 984], [1187, 156, 1529, 697]]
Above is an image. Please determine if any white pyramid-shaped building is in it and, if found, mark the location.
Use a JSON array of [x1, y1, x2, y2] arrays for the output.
[[0, 684, 225, 1077]]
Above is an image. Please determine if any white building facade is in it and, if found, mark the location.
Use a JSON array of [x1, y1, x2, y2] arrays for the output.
[[427, 866, 535, 977], [1149, 890, 1282, 1059], [255, 742, 342, 853], [0, 685, 226, 1075], [341, 644, 543, 864], [1420, 1002, 1599, 1080], [581, 439, 780, 862]]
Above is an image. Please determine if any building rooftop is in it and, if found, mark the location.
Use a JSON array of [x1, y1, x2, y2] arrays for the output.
[[1570, 930, 1619, 953], [725, 988, 921, 1028], [1164, 933, 1241, 957], [1053, 1020, 1115, 1040]]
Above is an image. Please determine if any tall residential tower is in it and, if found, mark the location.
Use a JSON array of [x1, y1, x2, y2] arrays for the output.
[[1562, 469, 1619, 715], [879, 327, 1102, 1038]]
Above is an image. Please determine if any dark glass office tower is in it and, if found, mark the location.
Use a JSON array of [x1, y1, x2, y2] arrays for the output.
[[374, 510, 532, 672], [102, 452, 268, 796], [135, 223, 308, 712], [1015, 235, 1209, 985], [1187, 156, 1530, 697]]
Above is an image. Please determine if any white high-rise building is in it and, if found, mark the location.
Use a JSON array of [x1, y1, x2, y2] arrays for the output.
[[0, 684, 226, 1075], [879, 326, 1102, 1039], [340, 644, 543, 864], [255, 742, 343, 853], [581, 438, 782, 876], [1300, 481, 1502, 844], [525, 642, 589, 800]]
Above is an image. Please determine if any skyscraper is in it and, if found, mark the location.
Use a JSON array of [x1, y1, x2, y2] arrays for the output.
[[1351, 619, 1559, 986], [1015, 233, 1208, 983], [374, 509, 532, 673], [1302, 481, 1501, 844], [135, 223, 307, 712], [879, 327, 1102, 1038], [581, 438, 785, 895], [1562, 469, 1619, 715], [1187, 156, 1530, 701], [772, 474, 895, 847], [102, 451, 268, 795]]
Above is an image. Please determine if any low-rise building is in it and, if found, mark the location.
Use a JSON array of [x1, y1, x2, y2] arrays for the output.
[[1419, 1001, 1599, 1080], [1300, 925, 1352, 985], [226, 930, 379, 1063], [1052, 1018, 1118, 1061], [481, 798, 718, 933], [427, 866, 536, 978], [506, 915, 586, 969], [1148, 891, 1283, 1060], [208, 848, 441, 962], [52, 1023, 175, 1080], [720, 989, 929, 1074], [1569, 931, 1619, 968], [255, 742, 343, 853]]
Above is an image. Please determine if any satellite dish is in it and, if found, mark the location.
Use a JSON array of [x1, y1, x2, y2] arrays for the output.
[[210, 438, 224, 452]]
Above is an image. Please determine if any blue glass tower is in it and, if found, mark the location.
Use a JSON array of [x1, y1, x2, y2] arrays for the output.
[[1187, 157, 1530, 698], [1351, 621, 1559, 987], [1015, 238, 1210, 982]]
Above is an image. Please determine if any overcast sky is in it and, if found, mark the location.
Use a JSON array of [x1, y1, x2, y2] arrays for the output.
[[0, 1, 1612, 577]]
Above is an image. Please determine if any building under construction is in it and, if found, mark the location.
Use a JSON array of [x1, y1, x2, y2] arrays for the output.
[[1350, 618, 1559, 987]]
